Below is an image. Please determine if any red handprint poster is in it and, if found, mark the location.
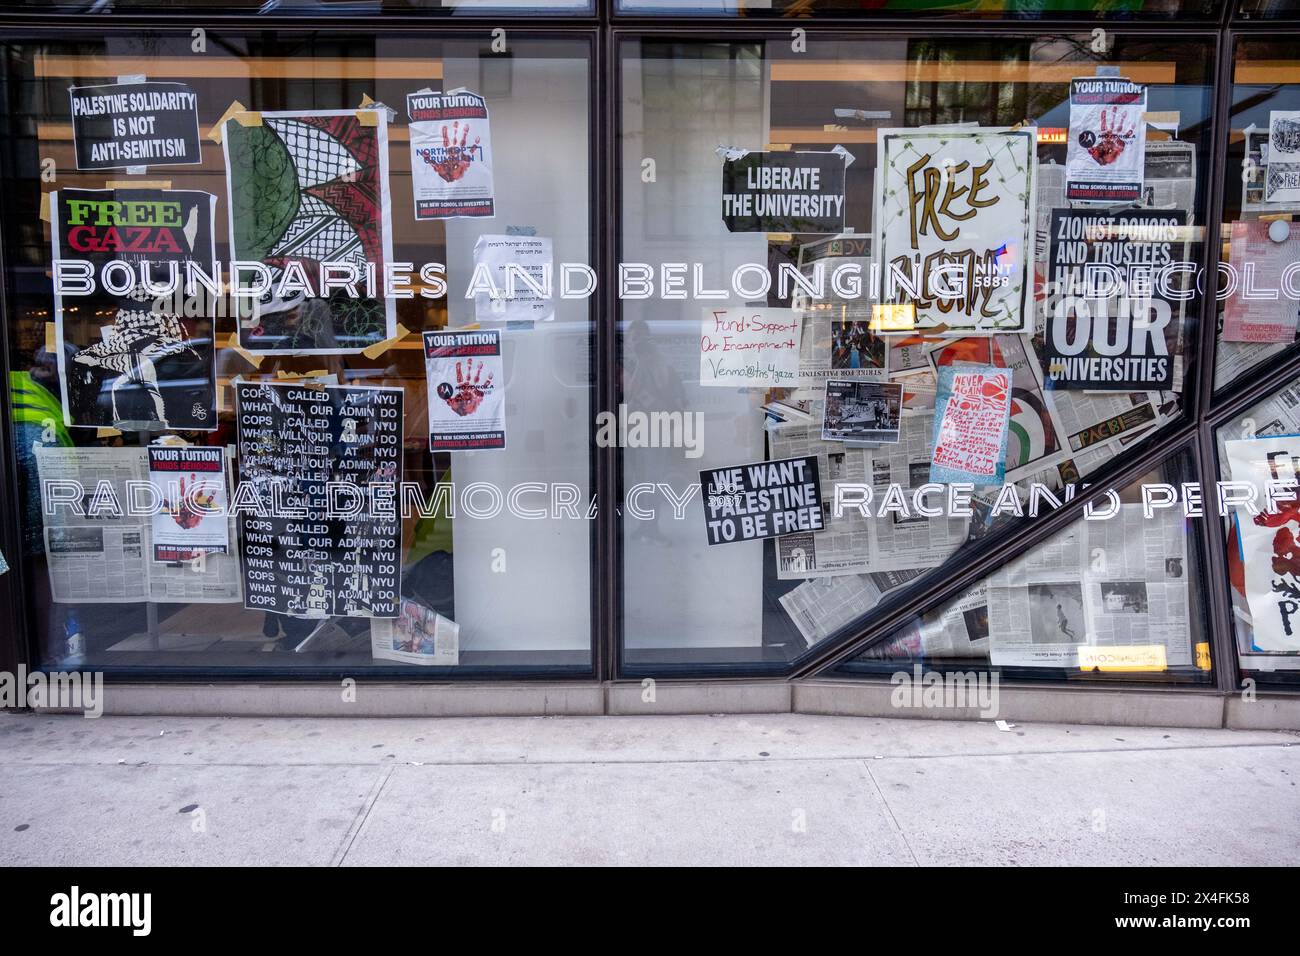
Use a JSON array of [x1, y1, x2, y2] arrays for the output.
[[1065, 77, 1147, 203], [424, 330, 506, 450], [147, 445, 229, 563], [408, 89, 495, 220]]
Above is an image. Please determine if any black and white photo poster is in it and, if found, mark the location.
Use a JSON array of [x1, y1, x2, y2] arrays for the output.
[[701, 456, 823, 546], [147, 445, 229, 563], [52, 187, 218, 430], [1044, 208, 1181, 391], [236, 382, 403, 619], [424, 329, 506, 450], [721, 149, 848, 234], [68, 82, 202, 171], [1065, 77, 1147, 203], [822, 381, 903, 443]]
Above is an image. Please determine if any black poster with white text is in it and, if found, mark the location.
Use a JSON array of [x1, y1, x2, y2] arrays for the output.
[[1044, 208, 1183, 391], [701, 456, 823, 546], [721, 150, 847, 234], [69, 82, 202, 170], [236, 382, 403, 619]]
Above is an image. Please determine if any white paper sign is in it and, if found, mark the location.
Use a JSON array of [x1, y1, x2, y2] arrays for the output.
[[1225, 434, 1300, 652], [1266, 110, 1300, 204], [408, 88, 495, 220], [699, 307, 801, 388], [471, 234, 554, 323], [874, 127, 1036, 334], [1065, 77, 1147, 203]]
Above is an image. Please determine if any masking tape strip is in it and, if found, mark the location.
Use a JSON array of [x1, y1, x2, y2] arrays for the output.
[[106, 180, 172, 190], [207, 100, 249, 144], [97, 427, 121, 438], [275, 368, 328, 380], [361, 322, 411, 360], [235, 111, 263, 128], [45, 322, 56, 352], [359, 93, 376, 108], [224, 332, 264, 368], [39, 192, 51, 223], [357, 109, 379, 126]]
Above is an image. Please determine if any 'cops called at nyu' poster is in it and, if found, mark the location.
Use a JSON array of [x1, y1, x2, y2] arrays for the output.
[[1066, 77, 1147, 203], [236, 382, 403, 618], [424, 330, 506, 450], [409, 89, 495, 220]]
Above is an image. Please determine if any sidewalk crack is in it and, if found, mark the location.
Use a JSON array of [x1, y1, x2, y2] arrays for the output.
[[330, 765, 394, 867]]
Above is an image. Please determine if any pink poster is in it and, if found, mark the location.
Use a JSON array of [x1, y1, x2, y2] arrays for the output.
[[1222, 220, 1300, 344]]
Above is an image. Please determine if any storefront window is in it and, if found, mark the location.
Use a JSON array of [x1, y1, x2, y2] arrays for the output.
[[1213, 37, 1300, 394], [1, 1, 593, 15], [1215, 379, 1300, 686], [0, 31, 595, 675], [837, 452, 1212, 682], [616, 1, 1221, 20]]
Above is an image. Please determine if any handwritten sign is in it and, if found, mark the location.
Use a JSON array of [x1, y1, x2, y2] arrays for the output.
[[929, 365, 1011, 486], [699, 307, 800, 388], [701, 455, 823, 546], [874, 127, 1036, 334]]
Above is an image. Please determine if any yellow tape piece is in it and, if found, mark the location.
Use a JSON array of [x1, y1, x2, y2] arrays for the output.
[[45, 321, 56, 353], [106, 180, 172, 190], [357, 109, 379, 127], [359, 93, 376, 108], [39, 192, 51, 223], [235, 111, 263, 127], [361, 323, 411, 360], [207, 100, 249, 144], [766, 232, 794, 243], [1195, 642, 1213, 671], [275, 368, 329, 381], [763, 143, 793, 151], [96, 427, 121, 439], [224, 333, 264, 368]]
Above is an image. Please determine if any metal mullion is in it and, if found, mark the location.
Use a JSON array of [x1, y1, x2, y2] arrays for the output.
[[608, 16, 1222, 35]]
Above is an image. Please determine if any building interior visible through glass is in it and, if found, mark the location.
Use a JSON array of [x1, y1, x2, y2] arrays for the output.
[[0, 20, 1293, 684]]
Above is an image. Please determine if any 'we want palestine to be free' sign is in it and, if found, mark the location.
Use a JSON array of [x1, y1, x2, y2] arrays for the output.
[[701, 456, 824, 546]]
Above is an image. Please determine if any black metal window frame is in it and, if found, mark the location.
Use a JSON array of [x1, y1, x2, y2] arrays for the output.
[[0, 3, 1296, 696]]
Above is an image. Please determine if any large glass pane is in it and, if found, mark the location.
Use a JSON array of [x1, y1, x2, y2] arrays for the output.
[[837, 451, 1213, 684], [1213, 37, 1300, 393], [617, 1, 1219, 21], [618, 34, 1213, 672], [2, 1, 592, 15], [1, 31, 594, 674], [1215, 378, 1300, 686]]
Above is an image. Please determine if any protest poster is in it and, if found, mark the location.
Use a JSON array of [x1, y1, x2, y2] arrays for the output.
[[147, 446, 229, 563], [874, 127, 1036, 334], [68, 81, 202, 171], [1225, 435, 1300, 652], [1043, 208, 1182, 391], [424, 329, 506, 450], [36, 446, 241, 604], [1065, 77, 1147, 203], [1222, 220, 1300, 343], [701, 455, 823, 546], [370, 597, 460, 666], [699, 307, 800, 388], [235, 382, 403, 618], [408, 88, 495, 220], [1266, 111, 1300, 204], [51, 187, 218, 431], [222, 109, 396, 354], [721, 149, 848, 234], [925, 334, 1065, 481], [822, 380, 902, 443], [929, 364, 1011, 486], [471, 234, 554, 323]]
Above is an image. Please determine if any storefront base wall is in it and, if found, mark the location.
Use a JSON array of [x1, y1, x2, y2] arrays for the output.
[[25, 679, 1300, 730]]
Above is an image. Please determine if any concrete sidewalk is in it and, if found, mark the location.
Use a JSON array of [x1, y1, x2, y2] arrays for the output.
[[1, 711, 1297, 866]]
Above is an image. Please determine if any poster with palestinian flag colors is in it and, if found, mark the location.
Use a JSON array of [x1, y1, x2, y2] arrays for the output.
[[925, 334, 1066, 483], [51, 187, 218, 431], [1225, 435, 1300, 652], [222, 109, 396, 354]]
